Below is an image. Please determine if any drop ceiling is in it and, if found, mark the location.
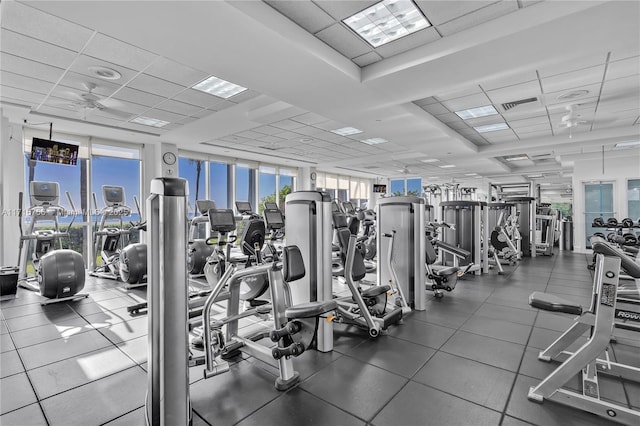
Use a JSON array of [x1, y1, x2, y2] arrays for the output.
[[1, 0, 639, 193]]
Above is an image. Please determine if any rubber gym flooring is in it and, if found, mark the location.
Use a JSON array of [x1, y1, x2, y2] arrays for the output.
[[1, 250, 639, 425]]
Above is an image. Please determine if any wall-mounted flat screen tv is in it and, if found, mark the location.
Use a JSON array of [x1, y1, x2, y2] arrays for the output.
[[30, 137, 79, 166], [373, 184, 387, 193]]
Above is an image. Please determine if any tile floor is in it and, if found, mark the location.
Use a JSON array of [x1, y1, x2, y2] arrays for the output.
[[1, 250, 639, 425]]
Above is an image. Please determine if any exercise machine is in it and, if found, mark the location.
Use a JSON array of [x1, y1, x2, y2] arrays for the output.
[[187, 200, 216, 277], [527, 239, 640, 424], [17, 181, 87, 305], [440, 200, 488, 275]]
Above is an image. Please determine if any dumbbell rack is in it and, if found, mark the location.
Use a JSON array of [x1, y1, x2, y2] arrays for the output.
[[591, 218, 640, 246]]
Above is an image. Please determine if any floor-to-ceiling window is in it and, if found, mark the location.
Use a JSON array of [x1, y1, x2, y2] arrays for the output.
[[407, 177, 422, 196], [628, 179, 640, 238], [278, 169, 295, 211], [390, 179, 405, 196], [179, 156, 207, 218], [235, 163, 256, 210], [584, 181, 614, 248], [258, 166, 277, 214], [209, 161, 229, 208]]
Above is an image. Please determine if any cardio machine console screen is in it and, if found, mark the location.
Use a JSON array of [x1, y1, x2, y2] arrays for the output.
[[103, 186, 125, 205], [235, 201, 252, 214], [263, 209, 284, 230], [208, 209, 237, 233], [263, 202, 278, 210]]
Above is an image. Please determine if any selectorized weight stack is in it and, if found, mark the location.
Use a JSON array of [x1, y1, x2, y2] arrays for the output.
[[146, 177, 191, 426], [440, 201, 488, 275], [284, 191, 334, 352], [376, 196, 426, 311], [508, 197, 536, 257]]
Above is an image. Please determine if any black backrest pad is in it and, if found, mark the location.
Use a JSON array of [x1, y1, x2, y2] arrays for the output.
[[425, 237, 438, 265], [241, 219, 265, 255], [333, 212, 349, 229], [593, 239, 640, 278], [336, 228, 366, 281], [282, 245, 305, 282]]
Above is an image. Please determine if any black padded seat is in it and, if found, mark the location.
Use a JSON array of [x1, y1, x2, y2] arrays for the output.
[[592, 240, 640, 279], [285, 300, 337, 319], [529, 291, 583, 316], [434, 266, 459, 276], [361, 285, 391, 298]]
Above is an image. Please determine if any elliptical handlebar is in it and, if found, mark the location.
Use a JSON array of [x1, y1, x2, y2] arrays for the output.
[[65, 191, 78, 233]]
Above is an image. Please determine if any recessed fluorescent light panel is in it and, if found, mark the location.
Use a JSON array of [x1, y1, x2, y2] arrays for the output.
[[439, 164, 456, 168], [130, 116, 169, 127], [474, 122, 509, 133], [343, 0, 431, 48], [420, 158, 439, 163], [361, 137, 388, 145], [455, 105, 498, 120], [192, 75, 247, 99], [505, 155, 529, 162], [527, 174, 543, 178], [331, 127, 363, 136], [465, 173, 478, 176], [614, 141, 640, 148]]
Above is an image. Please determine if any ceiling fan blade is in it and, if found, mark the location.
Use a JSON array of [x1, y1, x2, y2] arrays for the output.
[[98, 105, 134, 119]]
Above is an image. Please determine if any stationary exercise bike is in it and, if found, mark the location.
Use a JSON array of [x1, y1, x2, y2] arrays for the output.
[[17, 181, 88, 305]]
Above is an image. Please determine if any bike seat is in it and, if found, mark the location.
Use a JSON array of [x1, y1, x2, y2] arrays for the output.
[[285, 300, 337, 319], [529, 292, 582, 315]]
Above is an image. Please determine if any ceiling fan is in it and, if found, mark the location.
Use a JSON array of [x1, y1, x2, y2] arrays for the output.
[[395, 165, 411, 175], [65, 83, 132, 119], [557, 104, 588, 137]]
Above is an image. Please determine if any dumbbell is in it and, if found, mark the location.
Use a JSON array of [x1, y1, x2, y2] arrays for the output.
[[592, 217, 605, 227], [621, 218, 634, 228], [606, 232, 617, 243], [607, 218, 619, 228], [622, 233, 638, 245]]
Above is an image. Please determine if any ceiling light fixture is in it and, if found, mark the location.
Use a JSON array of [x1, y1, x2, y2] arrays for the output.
[[505, 155, 529, 161], [455, 105, 498, 120], [343, 0, 431, 48], [331, 126, 363, 136], [192, 75, 247, 99], [527, 174, 543, 178], [439, 164, 456, 168], [465, 173, 478, 176], [474, 122, 509, 133], [130, 116, 169, 127], [420, 158, 439, 163], [614, 141, 640, 149], [361, 137, 387, 145], [88, 66, 121, 80]]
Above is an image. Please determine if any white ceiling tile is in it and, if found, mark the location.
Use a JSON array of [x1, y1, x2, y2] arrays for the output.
[[597, 97, 640, 115], [436, 112, 462, 124], [144, 57, 208, 87], [435, 85, 482, 101], [537, 54, 607, 78], [190, 109, 212, 119], [155, 99, 203, 116], [436, 1, 519, 37], [0, 85, 47, 104], [315, 23, 371, 59], [83, 33, 158, 71], [313, 0, 379, 20], [69, 55, 139, 83], [295, 126, 328, 137], [501, 105, 548, 121], [273, 130, 304, 140], [271, 119, 307, 130], [172, 88, 220, 108], [229, 89, 260, 103], [292, 112, 329, 125], [479, 128, 517, 142], [541, 65, 605, 94], [1, 53, 66, 83], [140, 108, 187, 123], [447, 121, 471, 131], [113, 87, 166, 108], [486, 80, 541, 106], [481, 71, 538, 91], [508, 116, 549, 129], [310, 120, 345, 131], [441, 92, 491, 111], [415, 1, 495, 25], [127, 74, 185, 98], [236, 130, 266, 140], [253, 125, 282, 135], [376, 27, 441, 59], [515, 129, 552, 139], [421, 103, 450, 115], [352, 51, 382, 67], [511, 122, 550, 133], [593, 117, 638, 130], [266, 1, 336, 33], [606, 56, 640, 81], [208, 100, 236, 112], [414, 96, 438, 107], [0, 29, 78, 69], [58, 71, 121, 97], [2, 2, 94, 52], [1, 71, 54, 95]]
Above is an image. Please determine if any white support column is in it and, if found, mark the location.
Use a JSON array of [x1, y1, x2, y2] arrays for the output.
[[0, 114, 24, 266], [298, 166, 316, 190]]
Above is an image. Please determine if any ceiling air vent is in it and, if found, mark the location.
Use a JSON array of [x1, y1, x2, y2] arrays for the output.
[[501, 97, 538, 111]]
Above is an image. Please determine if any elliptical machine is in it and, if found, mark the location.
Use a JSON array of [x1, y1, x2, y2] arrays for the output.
[[90, 185, 146, 288], [17, 181, 88, 305]]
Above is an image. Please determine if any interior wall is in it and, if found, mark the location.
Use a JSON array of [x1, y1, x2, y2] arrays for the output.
[[0, 113, 25, 265], [572, 149, 640, 253]]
